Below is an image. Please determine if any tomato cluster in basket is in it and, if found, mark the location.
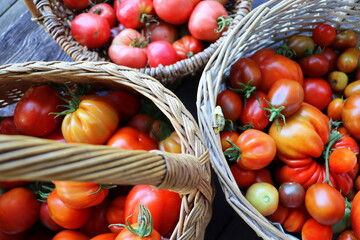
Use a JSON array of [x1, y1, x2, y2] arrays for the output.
[[0, 84, 183, 239], [216, 23, 360, 239], [66, 0, 232, 68]]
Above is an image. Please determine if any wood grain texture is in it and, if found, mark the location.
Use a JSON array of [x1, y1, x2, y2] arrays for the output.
[[0, 0, 28, 34], [0, 0, 17, 16]]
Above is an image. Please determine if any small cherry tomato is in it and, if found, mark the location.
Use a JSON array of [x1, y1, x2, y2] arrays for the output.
[[245, 182, 279, 216], [278, 182, 305, 208], [302, 218, 332, 240], [216, 89, 243, 122], [172, 35, 204, 60], [329, 148, 357, 173], [229, 57, 262, 90], [327, 98, 344, 121], [327, 71, 349, 92], [230, 164, 256, 188], [344, 79, 360, 98], [147, 41, 179, 67], [337, 47, 360, 73], [287, 35, 315, 58], [303, 78, 332, 111], [337, 230, 358, 240], [331, 30, 358, 51], [312, 24, 336, 47], [299, 54, 329, 77]]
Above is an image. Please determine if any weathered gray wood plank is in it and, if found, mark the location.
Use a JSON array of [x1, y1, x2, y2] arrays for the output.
[[0, 0, 17, 16], [0, 0, 28, 34]]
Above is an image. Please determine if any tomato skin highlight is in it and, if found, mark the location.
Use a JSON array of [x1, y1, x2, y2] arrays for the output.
[[342, 94, 360, 141], [301, 218, 333, 240]]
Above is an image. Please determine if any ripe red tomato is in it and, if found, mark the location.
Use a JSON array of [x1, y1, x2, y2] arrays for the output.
[[0, 187, 40, 234], [327, 98, 344, 121], [351, 191, 360, 238], [108, 28, 148, 68], [172, 35, 204, 60], [342, 93, 360, 140], [188, 1, 229, 42], [13, 85, 64, 137], [220, 131, 239, 152], [117, 0, 154, 28], [320, 47, 338, 72], [301, 218, 332, 240], [89, 3, 117, 27], [299, 54, 329, 78], [0, 117, 21, 135], [106, 90, 141, 124], [229, 57, 262, 90], [312, 24, 336, 47], [216, 89, 243, 122], [39, 202, 63, 232], [254, 168, 274, 185], [90, 233, 118, 240], [62, 94, 119, 144], [230, 164, 256, 188], [124, 185, 181, 237], [115, 223, 161, 240], [286, 35, 315, 58], [52, 230, 90, 240], [107, 126, 158, 150], [147, 21, 178, 43], [63, 0, 89, 10], [71, 13, 111, 49], [331, 30, 358, 51], [47, 189, 91, 229], [147, 41, 179, 67], [329, 148, 357, 173], [268, 204, 309, 233], [153, 0, 195, 25], [106, 196, 126, 233], [245, 182, 279, 216], [305, 183, 345, 225], [303, 78, 332, 111], [337, 230, 358, 240]]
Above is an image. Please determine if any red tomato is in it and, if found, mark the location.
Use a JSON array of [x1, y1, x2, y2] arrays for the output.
[[0, 187, 40, 234], [106, 196, 126, 233], [124, 185, 181, 237], [303, 78, 332, 111], [337, 230, 358, 240], [52, 230, 90, 240], [13, 85, 64, 137], [147, 41, 179, 67], [216, 89, 243, 121], [351, 191, 360, 238], [327, 98, 344, 121], [172, 35, 204, 60], [312, 24, 336, 47], [43, 126, 66, 142], [229, 129, 276, 170], [108, 28, 148, 68], [305, 183, 345, 225], [62, 0, 89, 10], [251, 48, 276, 64], [153, 0, 195, 25], [254, 168, 274, 185], [267, 78, 304, 118], [89, 3, 117, 27], [47, 189, 91, 229], [320, 47, 338, 72], [301, 218, 332, 240], [230, 164, 256, 188], [257, 53, 303, 93], [268, 204, 309, 233], [39, 202, 63, 232], [331, 30, 358, 51], [329, 148, 357, 173], [147, 21, 178, 43], [299, 54, 329, 78], [229, 57, 262, 91], [342, 94, 360, 140], [71, 13, 111, 49], [115, 223, 161, 240], [62, 94, 119, 144], [0, 230, 27, 240], [0, 117, 21, 135], [278, 182, 305, 208], [128, 113, 154, 133], [107, 126, 158, 150], [90, 233, 118, 240], [106, 90, 141, 124], [0, 180, 28, 188], [117, 0, 154, 28], [286, 35, 315, 58], [239, 90, 270, 130], [158, 131, 182, 153], [220, 131, 239, 152], [188, 1, 229, 42]]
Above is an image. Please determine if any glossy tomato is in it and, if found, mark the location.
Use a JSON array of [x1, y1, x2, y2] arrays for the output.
[[89, 3, 117, 27], [278, 182, 305, 208], [0, 187, 40, 234], [229, 57, 262, 91], [147, 21, 178, 43], [13, 84, 64, 137], [329, 148, 357, 173], [331, 30, 358, 51], [115, 222, 161, 240], [286, 35, 315, 58], [63, 0, 89, 10], [117, 0, 154, 28], [301, 218, 332, 240], [147, 41, 179, 67], [337, 47, 360, 73], [216, 89, 243, 122], [39, 202, 63, 232], [299, 54, 329, 78], [153, 0, 194, 25], [0, 117, 21, 135], [344, 80, 360, 98], [351, 191, 360, 238], [128, 113, 154, 133], [71, 13, 111, 49], [303, 78, 332, 111], [337, 230, 358, 240], [342, 93, 360, 140], [158, 131, 182, 153], [327, 98, 344, 121], [188, 1, 229, 42], [327, 71, 348, 92], [106, 196, 126, 233], [245, 182, 279, 216], [90, 233, 118, 240], [268, 204, 309, 233], [106, 90, 141, 124], [172, 35, 204, 60], [108, 28, 148, 68], [312, 24, 336, 47], [320, 47, 338, 72], [230, 164, 256, 188], [52, 230, 90, 240]]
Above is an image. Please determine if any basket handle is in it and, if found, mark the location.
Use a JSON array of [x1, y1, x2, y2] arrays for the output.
[[0, 134, 211, 196], [24, 0, 42, 19]]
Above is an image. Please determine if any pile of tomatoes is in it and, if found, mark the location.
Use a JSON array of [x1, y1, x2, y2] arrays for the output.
[[0, 83, 184, 239], [216, 23, 360, 239], [65, 0, 233, 68]]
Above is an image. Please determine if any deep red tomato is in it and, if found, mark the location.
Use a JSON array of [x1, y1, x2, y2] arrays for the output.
[[337, 230, 358, 240], [227, 129, 276, 170], [329, 148, 357, 173], [342, 93, 360, 140], [147, 21, 179, 43], [344, 80, 360, 98], [0, 230, 27, 240], [0, 180, 28, 188], [153, 0, 195, 25], [301, 218, 332, 240], [267, 78, 304, 118], [0, 117, 21, 135], [172, 35, 204, 60], [0, 187, 40, 234], [337, 47, 360, 73], [147, 41, 179, 67], [108, 28, 148, 68], [13, 85, 64, 137], [117, 0, 154, 28], [107, 126, 158, 150], [229, 57, 262, 91], [89, 3, 117, 27], [71, 13, 111, 49], [188, 1, 229, 42], [278, 182, 305, 208], [62, 94, 119, 144], [303, 78, 332, 111], [286, 35, 315, 58], [216, 89, 243, 122], [128, 113, 154, 133], [305, 183, 345, 225], [251, 48, 276, 64], [47, 189, 91, 229], [124, 185, 181, 238], [43, 126, 66, 142], [158, 131, 182, 153], [63, 0, 89, 10], [106, 196, 126, 233], [299, 54, 329, 78], [312, 24, 336, 47], [230, 164, 256, 188], [90, 233, 118, 240], [39, 202, 63, 232], [320, 47, 338, 72], [52, 230, 90, 240], [331, 30, 358, 51], [106, 90, 141, 124], [351, 191, 360, 238], [268, 204, 309, 233], [256, 53, 303, 93], [239, 90, 270, 130], [254, 168, 274, 185]]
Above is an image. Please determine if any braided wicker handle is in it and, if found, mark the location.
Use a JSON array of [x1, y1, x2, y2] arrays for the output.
[[24, 0, 41, 19]]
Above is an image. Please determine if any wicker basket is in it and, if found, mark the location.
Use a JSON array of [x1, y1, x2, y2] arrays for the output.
[[0, 61, 213, 240], [23, 0, 253, 87], [196, 0, 360, 239]]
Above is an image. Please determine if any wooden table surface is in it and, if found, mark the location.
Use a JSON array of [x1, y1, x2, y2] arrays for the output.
[[0, 1, 268, 239]]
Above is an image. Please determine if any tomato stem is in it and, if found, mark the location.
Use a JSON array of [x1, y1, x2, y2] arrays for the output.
[[230, 80, 257, 99], [322, 131, 342, 186], [223, 140, 241, 162], [261, 99, 286, 128], [216, 15, 234, 33], [275, 44, 295, 59]]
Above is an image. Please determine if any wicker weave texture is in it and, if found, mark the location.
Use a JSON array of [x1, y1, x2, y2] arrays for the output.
[[23, 0, 253, 86], [197, 0, 360, 239], [0, 61, 213, 240]]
